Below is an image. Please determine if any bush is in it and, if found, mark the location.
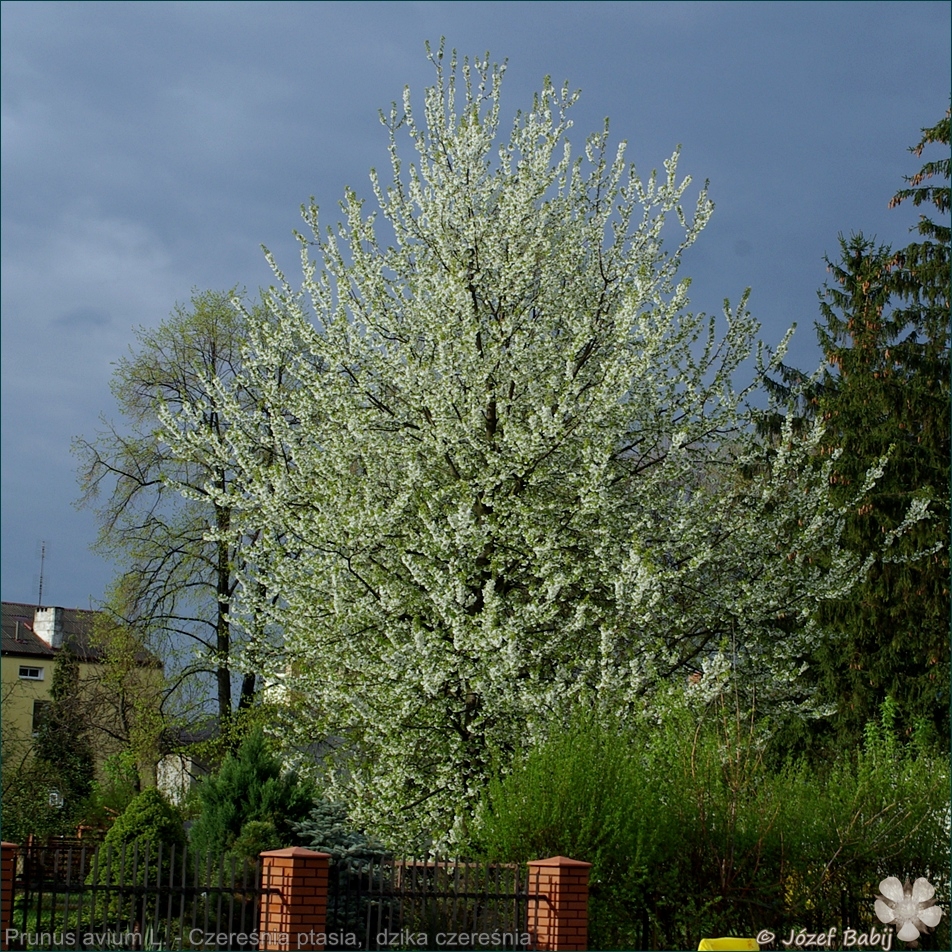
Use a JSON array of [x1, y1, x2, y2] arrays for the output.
[[78, 750, 141, 832], [470, 695, 950, 950], [188, 729, 316, 857], [85, 786, 188, 928], [101, 786, 186, 849]]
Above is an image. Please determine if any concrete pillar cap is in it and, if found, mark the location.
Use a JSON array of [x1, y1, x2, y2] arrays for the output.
[[260, 847, 331, 859], [527, 856, 592, 868]]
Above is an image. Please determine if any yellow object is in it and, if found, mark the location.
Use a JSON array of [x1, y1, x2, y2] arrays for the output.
[[697, 939, 760, 951]]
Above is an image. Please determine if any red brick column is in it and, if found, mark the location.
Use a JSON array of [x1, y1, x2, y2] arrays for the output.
[[526, 856, 591, 952], [258, 848, 330, 951], [1, 842, 18, 952]]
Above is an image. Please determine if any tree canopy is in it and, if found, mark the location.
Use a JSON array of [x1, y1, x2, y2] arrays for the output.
[[158, 49, 902, 846], [74, 289, 277, 752], [810, 110, 950, 744]]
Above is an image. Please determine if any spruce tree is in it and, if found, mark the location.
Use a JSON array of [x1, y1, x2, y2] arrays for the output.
[[813, 111, 950, 745]]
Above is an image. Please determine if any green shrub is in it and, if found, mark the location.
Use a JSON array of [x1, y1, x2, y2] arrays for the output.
[[471, 695, 950, 950], [101, 786, 186, 848], [79, 750, 141, 832], [85, 787, 188, 928], [188, 729, 316, 856]]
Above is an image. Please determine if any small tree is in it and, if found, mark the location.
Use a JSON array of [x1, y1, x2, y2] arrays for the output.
[[188, 729, 315, 858], [33, 650, 94, 825]]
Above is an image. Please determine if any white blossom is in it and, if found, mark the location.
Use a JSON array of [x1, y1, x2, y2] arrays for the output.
[[159, 48, 898, 848]]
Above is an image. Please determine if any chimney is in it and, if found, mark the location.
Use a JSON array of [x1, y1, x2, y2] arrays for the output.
[[33, 606, 65, 648]]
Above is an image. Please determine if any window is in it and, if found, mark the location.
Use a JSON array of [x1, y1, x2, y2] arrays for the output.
[[32, 699, 51, 735], [19, 665, 44, 680]]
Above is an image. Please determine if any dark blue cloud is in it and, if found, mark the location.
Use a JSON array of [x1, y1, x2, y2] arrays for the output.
[[2, 0, 949, 607]]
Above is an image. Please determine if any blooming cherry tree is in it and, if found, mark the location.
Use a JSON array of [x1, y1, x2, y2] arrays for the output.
[[160, 49, 911, 846]]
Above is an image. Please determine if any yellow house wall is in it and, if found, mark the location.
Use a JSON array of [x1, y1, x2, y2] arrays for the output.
[[1, 655, 162, 787], [0, 654, 53, 759]]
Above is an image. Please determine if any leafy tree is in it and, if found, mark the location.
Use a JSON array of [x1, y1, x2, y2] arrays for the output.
[[74, 289, 278, 750], [159, 48, 899, 847], [811, 110, 950, 745], [78, 610, 167, 794], [188, 729, 315, 857], [33, 649, 95, 824]]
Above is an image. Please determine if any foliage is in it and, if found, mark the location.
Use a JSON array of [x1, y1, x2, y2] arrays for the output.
[[84, 610, 167, 790], [188, 729, 316, 857], [86, 786, 188, 926], [294, 800, 389, 863], [0, 756, 76, 843], [79, 750, 142, 831], [32, 649, 95, 825], [74, 288, 279, 751], [472, 694, 950, 950], [809, 110, 950, 745], [100, 785, 187, 850], [157, 47, 902, 848]]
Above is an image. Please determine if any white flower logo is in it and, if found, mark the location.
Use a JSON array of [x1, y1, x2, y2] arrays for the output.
[[874, 876, 943, 943]]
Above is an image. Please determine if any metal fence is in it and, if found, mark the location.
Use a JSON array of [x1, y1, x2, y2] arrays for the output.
[[9, 842, 262, 951], [10, 845, 537, 952], [324, 855, 536, 950]]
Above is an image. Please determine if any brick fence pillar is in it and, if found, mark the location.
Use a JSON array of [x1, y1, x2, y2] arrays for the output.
[[258, 847, 330, 951], [526, 856, 591, 952], [1, 842, 18, 952]]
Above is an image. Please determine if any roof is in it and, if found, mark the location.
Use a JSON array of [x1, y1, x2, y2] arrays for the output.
[[1, 601, 159, 666], [0, 604, 55, 659]]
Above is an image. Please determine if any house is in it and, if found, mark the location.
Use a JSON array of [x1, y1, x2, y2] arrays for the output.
[[1, 601, 162, 786]]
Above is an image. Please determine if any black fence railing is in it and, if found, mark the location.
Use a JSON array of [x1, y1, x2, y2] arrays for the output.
[[10, 845, 539, 952], [324, 855, 536, 950], [9, 842, 262, 951]]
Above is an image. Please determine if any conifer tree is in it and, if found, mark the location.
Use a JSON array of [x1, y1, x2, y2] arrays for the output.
[[188, 729, 315, 856], [813, 111, 950, 744], [34, 649, 94, 822]]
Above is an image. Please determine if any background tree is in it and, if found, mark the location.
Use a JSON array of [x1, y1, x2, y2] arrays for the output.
[[33, 649, 95, 825], [79, 608, 167, 793], [75, 289, 277, 753], [159, 49, 899, 847], [810, 110, 950, 745]]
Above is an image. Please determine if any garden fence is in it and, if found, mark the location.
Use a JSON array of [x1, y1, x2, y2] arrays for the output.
[[6, 840, 261, 951], [2, 842, 588, 952]]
